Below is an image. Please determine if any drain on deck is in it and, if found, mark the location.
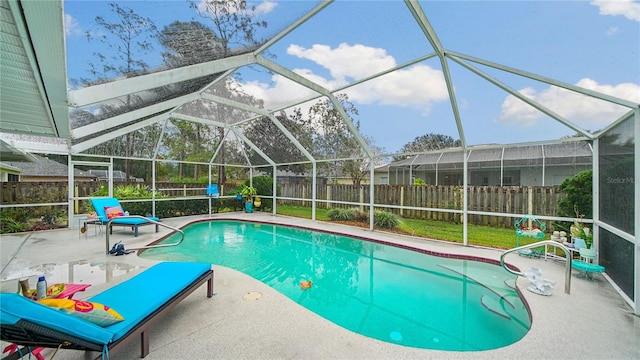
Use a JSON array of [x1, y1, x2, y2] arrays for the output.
[[243, 291, 262, 300]]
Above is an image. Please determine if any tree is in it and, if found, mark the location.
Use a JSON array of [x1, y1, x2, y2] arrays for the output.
[[85, 3, 157, 82], [308, 94, 385, 185], [394, 133, 461, 161], [162, 2, 268, 184], [342, 136, 387, 186], [190, 0, 267, 56], [159, 21, 225, 68], [553, 169, 592, 232], [242, 108, 314, 175], [83, 2, 158, 181]]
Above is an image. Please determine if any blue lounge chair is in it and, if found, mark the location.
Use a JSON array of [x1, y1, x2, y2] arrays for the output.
[[207, 184, 220, 213], [1, 262, 214, 359], [206, 184, 220, 199], [90, 198, 160, 237]]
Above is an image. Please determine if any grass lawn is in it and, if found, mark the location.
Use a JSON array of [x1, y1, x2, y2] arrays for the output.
[[275, 204, 558, 252]]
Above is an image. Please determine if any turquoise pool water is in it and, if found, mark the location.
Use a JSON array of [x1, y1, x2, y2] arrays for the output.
[[140, 220, 531, 351]]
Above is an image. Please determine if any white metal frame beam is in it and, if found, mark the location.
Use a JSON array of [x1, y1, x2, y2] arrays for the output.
[[448, 54, 594, 139], [71, 93, 200, 140], [68, 53, 258, 107]]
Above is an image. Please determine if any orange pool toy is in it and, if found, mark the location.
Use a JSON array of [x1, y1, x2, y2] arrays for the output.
[[299, 280, 312, 290]]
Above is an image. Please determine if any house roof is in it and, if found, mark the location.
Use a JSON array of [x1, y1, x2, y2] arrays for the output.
[[87, 169, 142, 182], [390, 140, 593, 169], [3, 154, 95, 178]]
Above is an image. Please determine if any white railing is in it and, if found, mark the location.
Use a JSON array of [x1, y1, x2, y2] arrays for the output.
[[500, 240, 573, 294]]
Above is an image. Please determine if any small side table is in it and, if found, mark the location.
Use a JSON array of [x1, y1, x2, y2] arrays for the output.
[[56, 283, 91, 299], [85, 218, 103, 236], [77, 216, 88, 240]]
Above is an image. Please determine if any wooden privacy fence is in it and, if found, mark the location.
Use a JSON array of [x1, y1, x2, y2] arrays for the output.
[[279, 184, 564, 228], [0, 182, 238, 206], [1, 182, 564, 228]]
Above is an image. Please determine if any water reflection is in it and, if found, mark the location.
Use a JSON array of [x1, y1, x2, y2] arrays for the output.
[[0, 260, 142, 290]]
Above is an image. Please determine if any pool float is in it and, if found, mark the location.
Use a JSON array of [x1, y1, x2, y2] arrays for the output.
[[299, 280, 312, 290]]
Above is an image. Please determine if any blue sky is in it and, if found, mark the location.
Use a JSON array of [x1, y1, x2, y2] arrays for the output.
[[64, 0, 640, 154]]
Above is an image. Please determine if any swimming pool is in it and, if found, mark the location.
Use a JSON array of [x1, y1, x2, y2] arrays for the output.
[[140, 220, 531, 351]]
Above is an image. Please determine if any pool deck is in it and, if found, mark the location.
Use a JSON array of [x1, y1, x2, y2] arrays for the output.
[[1, 212, 638, 359]]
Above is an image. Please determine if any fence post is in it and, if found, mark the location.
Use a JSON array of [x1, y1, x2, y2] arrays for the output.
[[327, 185, 331, 209], [74, 185, 79, 214]]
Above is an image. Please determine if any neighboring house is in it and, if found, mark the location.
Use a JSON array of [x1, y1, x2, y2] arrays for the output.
[[86, 169, 144, 182], [388, 141, 592, 186], [257, 164, 390, 186], [1, 155, 96, 182], [254, 169, 322, 186], [372, 164, 390, 184], [0, 163, 21, 182]]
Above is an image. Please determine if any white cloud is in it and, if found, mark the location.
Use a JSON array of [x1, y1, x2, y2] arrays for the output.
[[591, 0, 640, 22], [253, 1, 277, 16], [64, 14, 83, 36], [288, 43, 397, 83], [197, 0, 276, 16], [606, 26, 620, 35], [497, 79, 640, 127], [242, 43, 448, 115]]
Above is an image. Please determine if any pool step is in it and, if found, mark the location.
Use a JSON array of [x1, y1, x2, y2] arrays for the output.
[[438, 264, 515, 309], [480, 295, 511, 320]]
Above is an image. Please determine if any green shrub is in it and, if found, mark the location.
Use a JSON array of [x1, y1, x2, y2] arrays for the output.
[[353, 208, 369, 222], [244, 176, 279, 210], [327, 208, 356, 221], [554, 169, 592, 231], [0, 210, 30, 233], [373, 210, 400, 229]]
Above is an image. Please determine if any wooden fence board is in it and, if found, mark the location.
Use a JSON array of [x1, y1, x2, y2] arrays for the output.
[[2, 182, 565, 228]]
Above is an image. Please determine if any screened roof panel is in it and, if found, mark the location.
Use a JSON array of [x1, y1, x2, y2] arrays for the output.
[[269, 1, 435, 90], [158, 119, 222, 161], [503, 145, 543, 160], [421, 0, 639, 88], [466, 61, 635, 139], [237, 117, 306, 166], [79, 122, 164, 159], [2, 0, 637, 171], [339, 58, 458, 155], [66, 0, 323, 88], [466, 147, 503, 169], [227, 66, 323, 111], [173, 98, 256, 125]]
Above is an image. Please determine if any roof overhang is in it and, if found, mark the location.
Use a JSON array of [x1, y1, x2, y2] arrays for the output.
[[0, 138, 38, 162], [0, 0, 69, 138]]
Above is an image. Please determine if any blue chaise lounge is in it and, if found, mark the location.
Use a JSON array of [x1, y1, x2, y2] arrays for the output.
[[1, 262, 214, 359], [90, 198, 160, 237]]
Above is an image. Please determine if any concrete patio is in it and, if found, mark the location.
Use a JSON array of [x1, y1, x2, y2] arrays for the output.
[[1, 213, 638, 359]]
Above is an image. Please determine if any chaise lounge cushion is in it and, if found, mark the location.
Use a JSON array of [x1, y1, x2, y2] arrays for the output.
[[91, 198, 160, 225], [1, 262, 213, 350], [89, 262, 212, 340], [38, 298, 124, 326], [1, 293, 114, 346]]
